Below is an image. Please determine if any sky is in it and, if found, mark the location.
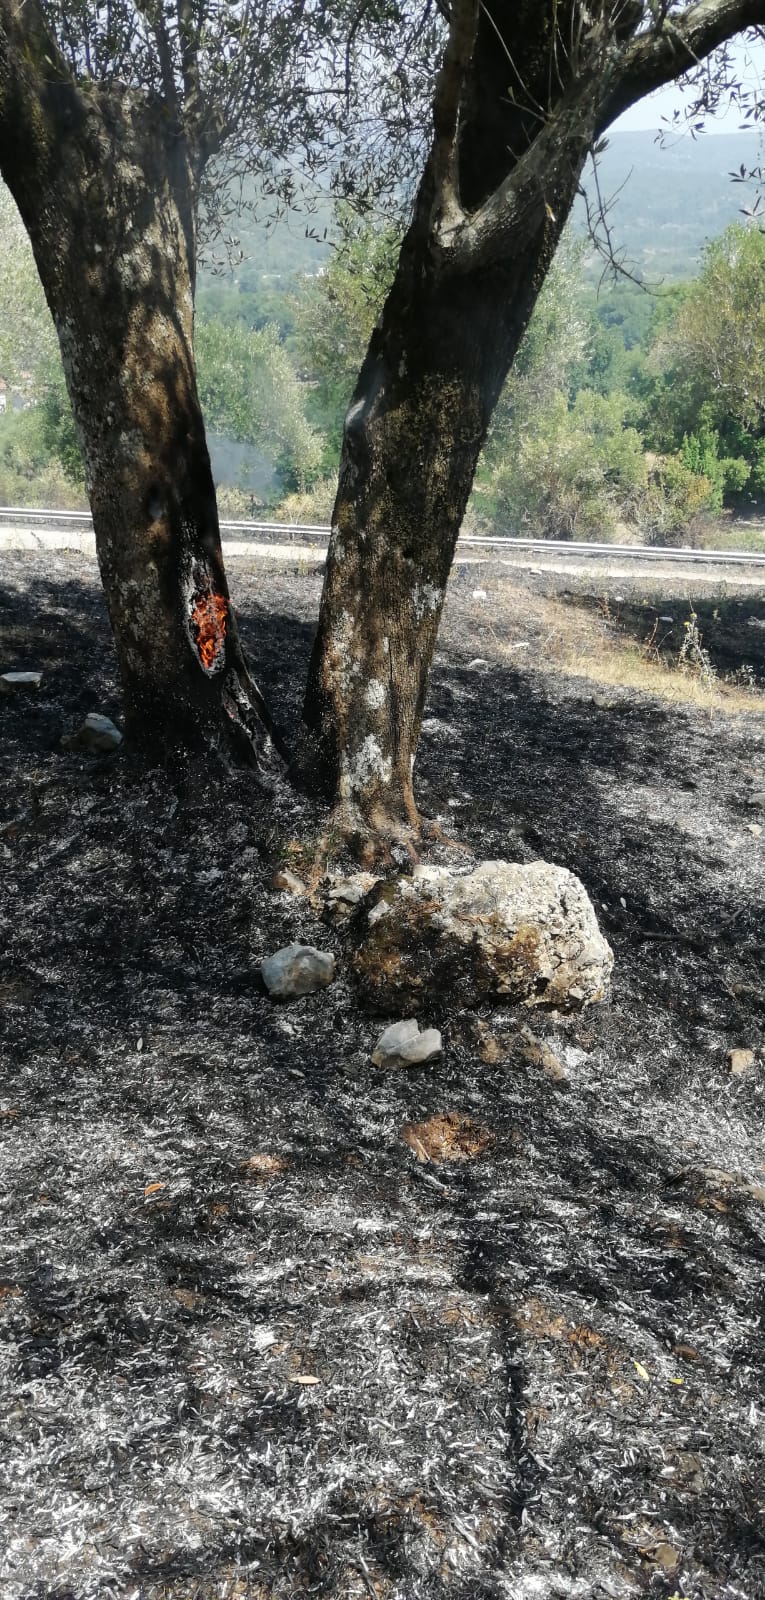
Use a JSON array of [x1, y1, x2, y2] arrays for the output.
[[614, 32, 765, 134]]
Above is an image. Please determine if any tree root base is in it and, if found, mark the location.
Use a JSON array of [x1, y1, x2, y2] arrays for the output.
[[311, 804, 472, 873]]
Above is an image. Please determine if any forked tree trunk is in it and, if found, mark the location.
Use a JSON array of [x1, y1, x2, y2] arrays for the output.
[[300, 0, 597, 853], [0, 39, 278, 766], [303, 0, 758, 856]]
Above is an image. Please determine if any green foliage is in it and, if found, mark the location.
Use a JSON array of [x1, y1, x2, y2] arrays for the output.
[[636, 455, 716, 546], [39, 372, 84, 484], [478, 243, 646, 539], [196, 316, 322, 492], [482, 388, 646, 540], [0, 405, 85, 507], [293, 206, 400, 457], [0, 186, 59, 385], [680, 424, 725, 515], [643, 223, 765, 495]]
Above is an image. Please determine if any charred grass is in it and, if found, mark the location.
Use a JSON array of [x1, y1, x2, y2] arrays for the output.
[[1, 551, 765, 1600]]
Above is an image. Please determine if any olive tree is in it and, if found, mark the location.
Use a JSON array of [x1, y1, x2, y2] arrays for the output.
[[302, 0, 765, 854], [0, 0, 333, 763]]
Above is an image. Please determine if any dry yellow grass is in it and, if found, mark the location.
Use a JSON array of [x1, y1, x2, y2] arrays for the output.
[[490, 580, 765, 717]]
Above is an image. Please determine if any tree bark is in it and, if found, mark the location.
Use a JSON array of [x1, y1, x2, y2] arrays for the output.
[[0, 7, 279, 767], [302, 4, 586, 850], [301, 224, 571, 851]]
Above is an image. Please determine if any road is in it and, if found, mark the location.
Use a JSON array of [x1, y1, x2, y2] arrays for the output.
[[1, 509, 765, 584]]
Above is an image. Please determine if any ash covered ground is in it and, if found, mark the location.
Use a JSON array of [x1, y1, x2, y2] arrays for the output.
[[1, 550, 765, 1600]]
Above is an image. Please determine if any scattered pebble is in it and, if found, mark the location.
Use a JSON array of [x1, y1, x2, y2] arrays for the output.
[[261, 944, 335, 999], [61, 712, 123, 752], [272, 868, 307, 895], [0, 670, 42, 693], [372, 1019, 443, 1068], [472, 588, 488, 602], [325, 872, 376, 907], [727, 1047, 757, 1076], [746, 823, 762, 837]]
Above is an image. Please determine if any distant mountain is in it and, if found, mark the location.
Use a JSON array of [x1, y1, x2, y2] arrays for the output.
[[574, 130, 763, 279], [200, 131, 762, 292]]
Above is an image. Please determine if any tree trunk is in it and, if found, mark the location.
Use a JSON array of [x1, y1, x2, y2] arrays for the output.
[[302, 210, 573, 854], [0, 36, 279, 767], [304, 0, 761, 854], [301, 0, 598, 853]]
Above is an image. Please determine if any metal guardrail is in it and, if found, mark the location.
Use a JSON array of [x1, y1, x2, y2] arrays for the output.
[[2, 506, 765, 566]]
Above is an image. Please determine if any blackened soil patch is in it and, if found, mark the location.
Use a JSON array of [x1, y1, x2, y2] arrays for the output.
[[1, 551, 765, 1600], [563, 588, 765, 684]]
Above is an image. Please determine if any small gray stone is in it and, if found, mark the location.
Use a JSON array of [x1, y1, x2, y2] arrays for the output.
[[372, 1019, 443, 1068], [261, 943, 335, 999], [62, 712, 123, 752], [0, 670, 42, 693], [466, 658, 490, 672]]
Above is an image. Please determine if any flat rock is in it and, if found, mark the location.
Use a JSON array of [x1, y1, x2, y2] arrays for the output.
[[727, 1047, 757, 1076], [62, 712, 123, 752], [352, 859, 613, 1013], [0, 670, 43, 693], [372, 1018, 443, 1068], [261, 943, 335, 999]]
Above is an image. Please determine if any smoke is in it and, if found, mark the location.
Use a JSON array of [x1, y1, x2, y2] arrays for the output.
[[208, 432, 278, 495]]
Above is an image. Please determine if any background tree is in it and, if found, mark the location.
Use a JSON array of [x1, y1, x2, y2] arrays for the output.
[[302, 0, 765, 855], [196, 318, 323, 494], [294, 205, 401, 465], [644, 221, 765, 491]]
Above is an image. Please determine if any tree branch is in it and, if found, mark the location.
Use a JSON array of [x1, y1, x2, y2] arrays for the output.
[[430, 0, 477, 229], [597, 0, 765, 134], [0, 0, 79, 200]]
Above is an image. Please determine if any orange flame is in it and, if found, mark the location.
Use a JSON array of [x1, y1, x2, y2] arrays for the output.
[[191, 589, 228, 670]]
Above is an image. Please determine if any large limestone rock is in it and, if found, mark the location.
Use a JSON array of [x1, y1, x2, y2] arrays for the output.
[[351, 860, 613, 1013]]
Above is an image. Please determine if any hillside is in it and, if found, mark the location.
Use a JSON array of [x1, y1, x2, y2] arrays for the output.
[[200, 131, 763, 295], [575, 130, 763, 279]]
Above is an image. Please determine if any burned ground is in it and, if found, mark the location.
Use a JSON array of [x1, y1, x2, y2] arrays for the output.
[[1, 550, 764, 1600]]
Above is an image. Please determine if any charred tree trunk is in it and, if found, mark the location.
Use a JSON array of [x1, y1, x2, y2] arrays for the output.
[[0, 8, 278, 767], [302, 3, 585, 851], [303, 0, 765, 856], [302, 232, 568, 850]]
